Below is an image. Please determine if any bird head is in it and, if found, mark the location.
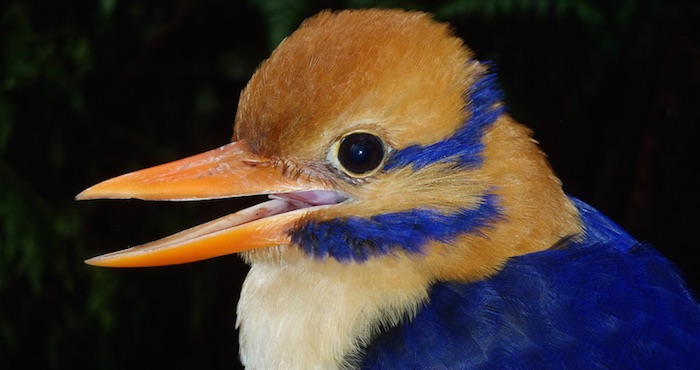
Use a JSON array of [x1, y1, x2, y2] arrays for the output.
[[78, 9, 581, 283]]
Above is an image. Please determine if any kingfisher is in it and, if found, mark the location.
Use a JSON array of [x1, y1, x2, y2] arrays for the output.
[[77, 9, 700, 369]]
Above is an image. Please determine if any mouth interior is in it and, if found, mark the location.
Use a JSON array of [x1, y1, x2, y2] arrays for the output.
[[229, 189, 347, 229], [269, 190, 348, 210], [84, 190, 347, 265], [172, 190, 343, 243], [142, 190, 346, 248]]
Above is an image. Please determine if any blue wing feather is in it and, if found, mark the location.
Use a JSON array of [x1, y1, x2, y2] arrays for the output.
[[361, 198, 700, 368]]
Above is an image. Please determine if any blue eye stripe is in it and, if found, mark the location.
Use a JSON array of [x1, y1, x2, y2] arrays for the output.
[[289, 65, 506, 262], [385, 66, 504, 171]]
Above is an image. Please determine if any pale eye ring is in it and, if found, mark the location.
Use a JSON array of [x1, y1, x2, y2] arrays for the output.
[[331, 131, 386, 177]]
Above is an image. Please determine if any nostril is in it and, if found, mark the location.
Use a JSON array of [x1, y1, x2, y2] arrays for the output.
[[241, 159, 272, 168]]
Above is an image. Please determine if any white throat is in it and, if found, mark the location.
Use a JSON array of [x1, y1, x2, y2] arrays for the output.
[[236, 257, 430, 369]]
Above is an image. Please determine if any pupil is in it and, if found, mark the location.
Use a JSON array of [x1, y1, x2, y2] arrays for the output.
[[338, 133, 384, 175], [350, 143, 369, 162]]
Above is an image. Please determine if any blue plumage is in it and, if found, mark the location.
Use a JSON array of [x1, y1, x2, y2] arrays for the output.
[[292, 193, 502, 261], [77, 10, 700, 368], [385, 65, 505, 171], [291, 70, 507, 262], [360, 198, 700, 368]]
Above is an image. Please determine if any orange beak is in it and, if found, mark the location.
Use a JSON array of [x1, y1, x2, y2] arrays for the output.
[[77, 141, 343, 267]]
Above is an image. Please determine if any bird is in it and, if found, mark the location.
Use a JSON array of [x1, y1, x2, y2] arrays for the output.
[[77, 9, 700, 369]]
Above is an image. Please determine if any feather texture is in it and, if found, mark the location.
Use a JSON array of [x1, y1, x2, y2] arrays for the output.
[[361, 198, 700, 368], [81, 8, 700, 368], [385, 67, 505, 171], [292, 193, 501, 262]]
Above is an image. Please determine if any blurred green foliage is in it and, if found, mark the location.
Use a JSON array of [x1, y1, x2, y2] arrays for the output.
[[1, 0, 698, 368]]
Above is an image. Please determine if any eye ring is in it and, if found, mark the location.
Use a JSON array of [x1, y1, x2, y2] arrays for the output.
[[331, 131, 386, 177]]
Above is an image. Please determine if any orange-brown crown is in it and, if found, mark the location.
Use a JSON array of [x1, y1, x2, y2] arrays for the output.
[[234, 9, 478, 161]]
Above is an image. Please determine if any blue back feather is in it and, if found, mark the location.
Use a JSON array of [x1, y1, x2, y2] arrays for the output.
[[360, 198, 700, 368]]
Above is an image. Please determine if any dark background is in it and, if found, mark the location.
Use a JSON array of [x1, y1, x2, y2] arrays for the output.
[[1, 0, 698, 368]]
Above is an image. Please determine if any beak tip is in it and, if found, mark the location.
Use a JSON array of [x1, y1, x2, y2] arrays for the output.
[[84, 254, 109, 266], [84, 257, 101, 266], [75, 184, 136, 201], [75, 190, 89, 201], [75, 184, 107, 201], [85, 254, 123, 268]]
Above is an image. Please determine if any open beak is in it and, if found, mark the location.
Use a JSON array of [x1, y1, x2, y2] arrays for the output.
[[77, 140, 344, 267]]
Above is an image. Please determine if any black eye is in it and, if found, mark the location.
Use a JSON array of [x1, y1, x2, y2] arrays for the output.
[[337, 132, 385, 176]]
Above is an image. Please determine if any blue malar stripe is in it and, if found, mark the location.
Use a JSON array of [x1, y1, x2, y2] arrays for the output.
[[385, 65, 505, 171], [291, 193, 502, 262]]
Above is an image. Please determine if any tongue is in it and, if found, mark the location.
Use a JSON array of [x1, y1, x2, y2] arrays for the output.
[[270, 190, 347, 208]]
